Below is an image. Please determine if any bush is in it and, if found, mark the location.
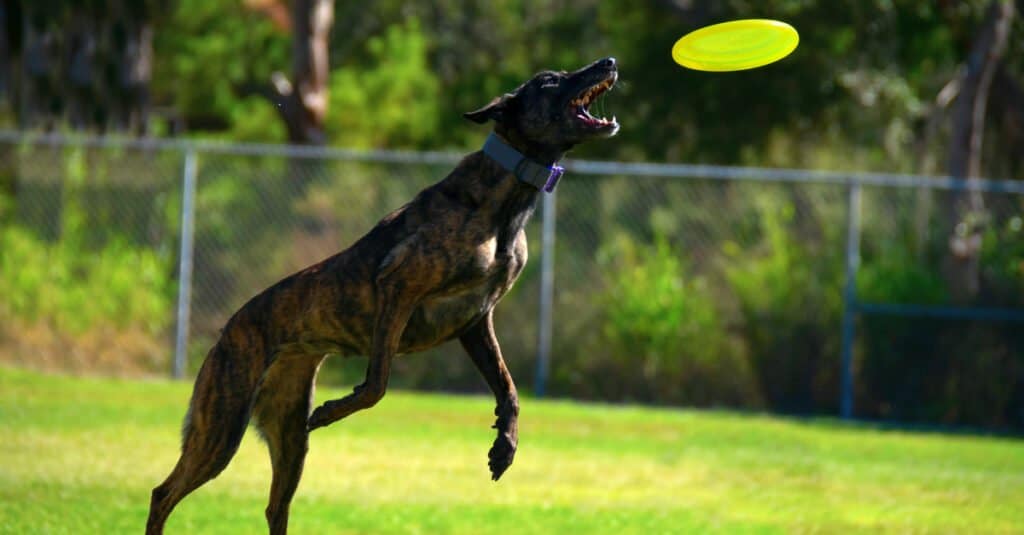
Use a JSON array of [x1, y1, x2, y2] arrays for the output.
[[326, 18, 441, 149], [725, 196, 844, 414], [857, 225, 1024, 429], [0, 144, 176, 373], [0, 225, 174, 335], [574, 233, 761, 407], [980, 215, 1024, 303]]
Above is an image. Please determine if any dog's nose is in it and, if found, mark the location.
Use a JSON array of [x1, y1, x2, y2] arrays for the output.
[[599, 57, 617, 69]]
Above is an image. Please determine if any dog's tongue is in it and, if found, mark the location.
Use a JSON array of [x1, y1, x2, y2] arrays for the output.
[[577, 108, 613, 126], [576, 106, 599, 125]]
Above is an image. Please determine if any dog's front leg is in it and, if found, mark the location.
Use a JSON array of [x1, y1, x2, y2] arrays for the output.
[[307, 247, 430, 431], [307, 293, 413, 431], [459, 310, 519, 480]]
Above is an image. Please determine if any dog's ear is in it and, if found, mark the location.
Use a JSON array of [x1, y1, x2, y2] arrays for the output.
[[464, 94, 514, 124]]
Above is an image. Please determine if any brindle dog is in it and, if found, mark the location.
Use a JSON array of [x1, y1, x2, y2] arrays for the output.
[[147, 57, 619, 535]]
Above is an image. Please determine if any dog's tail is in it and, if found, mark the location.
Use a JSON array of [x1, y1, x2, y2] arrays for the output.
[[147, 338, 262, 534], [180, 338, 261, 469]]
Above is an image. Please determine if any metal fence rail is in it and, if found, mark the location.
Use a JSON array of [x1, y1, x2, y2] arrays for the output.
[[1, 131, 1022, 423]]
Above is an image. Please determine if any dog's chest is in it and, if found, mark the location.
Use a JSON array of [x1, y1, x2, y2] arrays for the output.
[[399, 230, 528, 351]]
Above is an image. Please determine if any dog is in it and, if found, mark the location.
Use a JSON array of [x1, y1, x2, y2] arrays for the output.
[[147, 57, 619, 535]]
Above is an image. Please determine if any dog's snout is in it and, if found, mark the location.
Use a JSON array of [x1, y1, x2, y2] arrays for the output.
[[599, 57, 617, 69]]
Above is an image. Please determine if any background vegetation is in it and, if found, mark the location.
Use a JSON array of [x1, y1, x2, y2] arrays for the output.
[[0, 1, 1023, 430]]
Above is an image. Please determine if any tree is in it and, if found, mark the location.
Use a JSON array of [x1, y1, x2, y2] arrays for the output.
[[248, 0, 334, 144], [0, 1, 168, 133], [945, 0, 1016, 301]]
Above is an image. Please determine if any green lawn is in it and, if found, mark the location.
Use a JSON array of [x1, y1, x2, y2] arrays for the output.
[[1, 366, 1022, 534]]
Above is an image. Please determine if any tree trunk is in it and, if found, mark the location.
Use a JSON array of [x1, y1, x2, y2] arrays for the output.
[[913, 73, 962, 259], [945, 0, 1014, 302], [263, 0, 334, 145]]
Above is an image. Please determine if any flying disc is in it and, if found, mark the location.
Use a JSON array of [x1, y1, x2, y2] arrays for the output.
[[672, 19, 799, 72]]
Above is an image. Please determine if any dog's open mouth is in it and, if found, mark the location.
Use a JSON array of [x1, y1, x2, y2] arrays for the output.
[[569, 72, 618, 131]]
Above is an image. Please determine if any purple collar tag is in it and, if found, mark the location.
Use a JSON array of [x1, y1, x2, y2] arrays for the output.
[[544, 165, 564, 193]]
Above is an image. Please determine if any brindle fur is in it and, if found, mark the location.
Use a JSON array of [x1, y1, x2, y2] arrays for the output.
[[147, 57, 619, 535]]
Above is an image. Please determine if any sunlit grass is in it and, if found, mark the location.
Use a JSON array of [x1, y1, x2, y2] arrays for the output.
[[1, 365, 1022, 534]]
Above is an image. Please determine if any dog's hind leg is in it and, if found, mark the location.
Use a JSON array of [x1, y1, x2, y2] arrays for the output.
[[459, 310, 519, 481], [252, 350, 326, 535], [147, 344, 256, 535]]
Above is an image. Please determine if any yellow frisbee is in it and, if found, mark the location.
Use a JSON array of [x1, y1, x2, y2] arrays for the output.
[[672, 19, 799, 72]]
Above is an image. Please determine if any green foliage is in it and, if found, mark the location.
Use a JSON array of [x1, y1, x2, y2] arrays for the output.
[[0, 226, 173, 334], [727, 199, 843, 315], [143, 0, 1023, 177], [855, 210, 1024, 429], [152, 0, 290, 141], [326, 19, 442, 148], [586, 233, 760, 406], [980, 214, 1024, 302], [858, 253, 948, 305], [0, 147, 175, 335], [602, 235, 719, 362], [724, 195, 844, 413], [226, 96, 288, 143]]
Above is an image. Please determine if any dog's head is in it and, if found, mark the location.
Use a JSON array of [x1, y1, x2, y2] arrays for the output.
[[465, 57, 620, 153]]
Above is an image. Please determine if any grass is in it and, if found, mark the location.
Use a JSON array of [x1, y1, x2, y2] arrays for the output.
[[1, 366, 1022, 534]]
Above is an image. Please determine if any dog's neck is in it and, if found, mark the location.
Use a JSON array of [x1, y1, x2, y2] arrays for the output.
[[492, 126, 571, 167], [482, 132, 566, 193]]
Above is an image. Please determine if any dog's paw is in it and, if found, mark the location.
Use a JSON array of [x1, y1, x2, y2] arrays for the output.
[[488, 431, 517, 481], [306, 403, 333, 432]]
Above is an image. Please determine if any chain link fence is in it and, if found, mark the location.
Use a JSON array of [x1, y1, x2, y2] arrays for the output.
[[1, 132, 1022, 429]]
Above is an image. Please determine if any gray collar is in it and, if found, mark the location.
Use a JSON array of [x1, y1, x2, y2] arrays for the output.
[[481, 133, 564, 193]]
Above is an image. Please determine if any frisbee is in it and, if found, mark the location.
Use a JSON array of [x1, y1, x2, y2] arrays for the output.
[[672, 19, 799, 72]]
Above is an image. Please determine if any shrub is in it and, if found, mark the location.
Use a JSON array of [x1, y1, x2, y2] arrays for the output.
[[857, 223, 1024, 429], [724, 196, 844, 414], [326, 18, 441, 149], [0, 225, 174, 335], [0, 144, 176, 373], [590, 233, 761, 407]]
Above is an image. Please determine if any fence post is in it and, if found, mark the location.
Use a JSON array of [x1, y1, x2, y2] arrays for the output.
[[173, 148, 198, 379], [840, 180, 862, 419], [535, 189, 556, 397]]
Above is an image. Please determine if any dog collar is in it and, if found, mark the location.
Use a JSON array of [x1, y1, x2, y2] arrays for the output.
[[482, 133, 564, 193]]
